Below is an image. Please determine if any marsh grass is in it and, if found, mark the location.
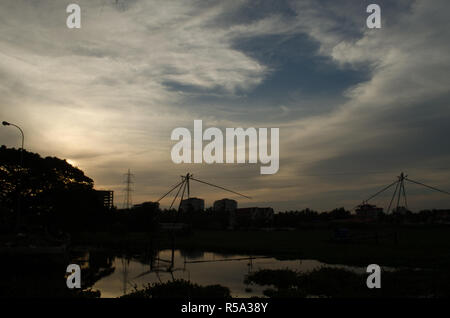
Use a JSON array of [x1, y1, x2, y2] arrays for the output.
[[245, 267, 450, 298]]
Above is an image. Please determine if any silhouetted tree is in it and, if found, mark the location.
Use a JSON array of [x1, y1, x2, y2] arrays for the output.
[[328, 207, 351, 219], [0, 145, 105, 231]]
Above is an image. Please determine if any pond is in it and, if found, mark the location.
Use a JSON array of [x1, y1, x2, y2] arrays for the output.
[[79, 249, 384, 298]]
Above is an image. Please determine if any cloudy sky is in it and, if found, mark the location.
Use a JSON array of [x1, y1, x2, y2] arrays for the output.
[[1, 0, 450, 211]]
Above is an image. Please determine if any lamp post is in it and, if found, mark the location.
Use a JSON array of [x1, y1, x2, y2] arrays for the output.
[[2, 121, 24, 231], [2, 121, 24, 166]]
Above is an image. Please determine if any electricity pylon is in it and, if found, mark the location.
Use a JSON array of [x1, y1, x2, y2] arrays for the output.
[[123, 169, 134, 210]]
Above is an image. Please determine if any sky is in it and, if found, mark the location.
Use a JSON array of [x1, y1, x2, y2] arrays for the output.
[[1, 0, 450, 212]]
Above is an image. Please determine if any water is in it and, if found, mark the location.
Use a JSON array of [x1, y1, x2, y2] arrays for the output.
[[85, 249, 378, 298]]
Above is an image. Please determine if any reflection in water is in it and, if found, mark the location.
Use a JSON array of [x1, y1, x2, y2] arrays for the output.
[[90, 250, 373, 298]]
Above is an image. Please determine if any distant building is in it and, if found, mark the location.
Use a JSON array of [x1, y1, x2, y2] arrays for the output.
[[127, 201, 160, 231], [132, 201, 160, 210], [95, 190, 114, 209], [356, 203, 383, 219], [236, 207, 274, 228], [180, 197, 204, 213], [214, 199, 238, 229], [213, 199, 237, 213]]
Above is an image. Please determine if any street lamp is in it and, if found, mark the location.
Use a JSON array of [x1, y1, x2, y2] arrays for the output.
[[2, 121, 24, 166], [2, 120, 25, 231]]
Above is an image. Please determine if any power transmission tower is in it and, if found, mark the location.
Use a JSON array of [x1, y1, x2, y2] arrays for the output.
[[123, 169, 134, 210]]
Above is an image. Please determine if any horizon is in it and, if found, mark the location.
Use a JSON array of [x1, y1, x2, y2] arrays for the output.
[[4, 141, 448, 214]]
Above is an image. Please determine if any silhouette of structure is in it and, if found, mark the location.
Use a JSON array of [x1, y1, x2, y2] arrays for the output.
[[133, 248, 270, 285], [2, 121, 24, 230], [156, 173, 250, 215], [121, 258, 129, 295], [133, 249, 188, 283], [132, 201, 159, 210], [180, 197, 205, 213], [213, 199, 238, 213], [214, 198, 238, 229], [95, 190, 114, 209], [123, 169, 134, 209], [2, 121, 24, 166], [355, 203, 383, 219], [359, 172, 450, 213]]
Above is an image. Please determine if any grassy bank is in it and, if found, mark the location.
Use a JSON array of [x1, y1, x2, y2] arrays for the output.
[[245, 268, 450, 298]]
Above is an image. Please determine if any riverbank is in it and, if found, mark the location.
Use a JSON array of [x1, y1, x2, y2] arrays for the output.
[[72, 225, 450, 269]]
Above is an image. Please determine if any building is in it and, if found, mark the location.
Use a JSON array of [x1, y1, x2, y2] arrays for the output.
[[180, 197, 204, 213], [132, 201, 160, 210], [235, 207, 274, 228], [95, 190, 114, 209], [356, 203, 383, 219], [128, 201, 160, 231], [213, 198, 237, 213], [213, 199, 238, 229]]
